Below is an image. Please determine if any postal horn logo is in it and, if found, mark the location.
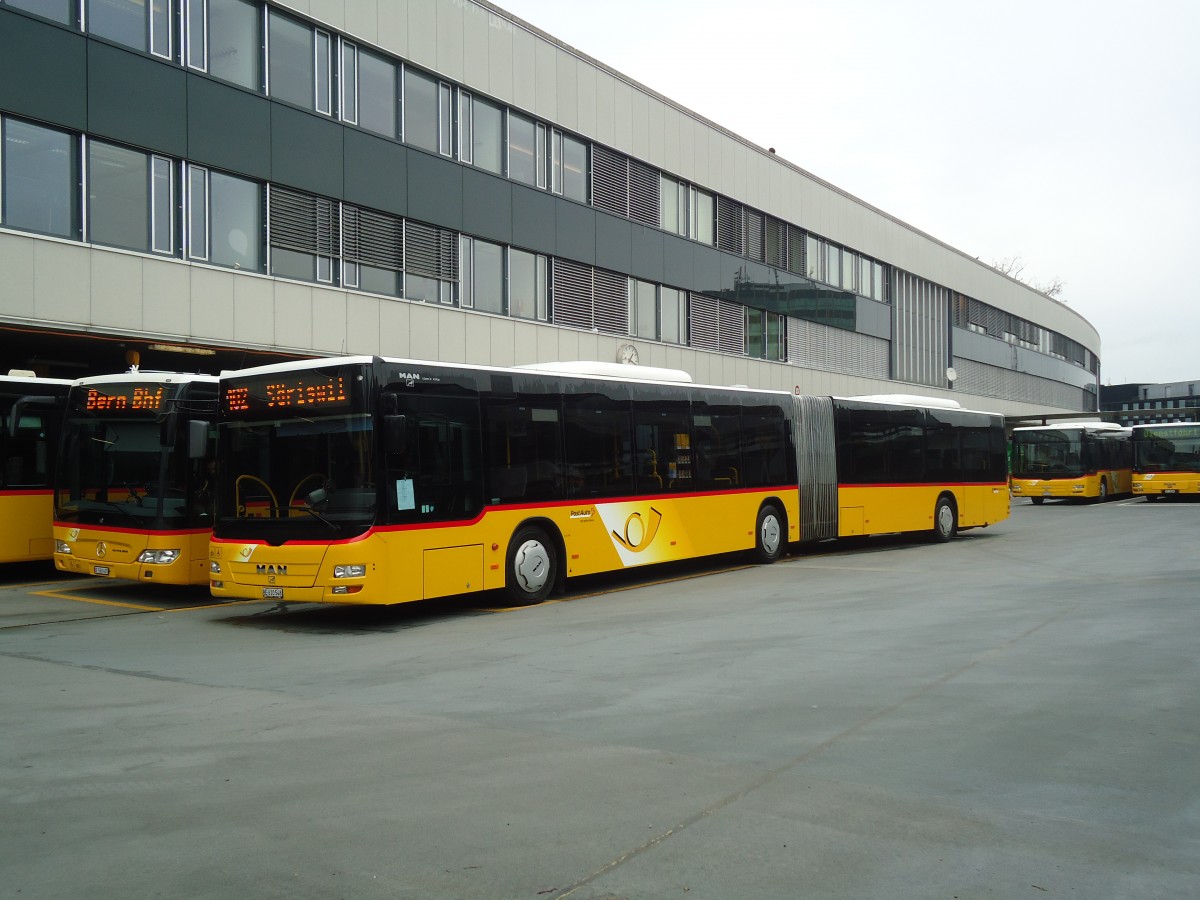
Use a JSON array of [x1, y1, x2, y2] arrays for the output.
[[611, 507, 663, 553]]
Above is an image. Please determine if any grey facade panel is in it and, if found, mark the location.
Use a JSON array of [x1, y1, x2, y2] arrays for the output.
[[187, 75, 271, 181], [555, 199, 596, 266], [1016, 345, 1098, 390], [510, 187, 558, 255], [632, 225, 666, 285], [343, 129, 407, 216], [0, 11, 87, 130], [462, 167, 513, 246], [952, 326, 1015, 369], [856, 297, 892, 340], [270, 104, 344, 198], [595, 212, 632, 275], [406, 150, 463, 232], [88, 41, 187, 157]]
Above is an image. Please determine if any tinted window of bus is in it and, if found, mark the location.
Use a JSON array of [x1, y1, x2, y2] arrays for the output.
[[692, 402, 741, 489], [383, 390, 481, 522], [481, 393, 564, 503], [741, 403, 793, 488], [563, 387, 633, 498], [631, 397, 690, 494]]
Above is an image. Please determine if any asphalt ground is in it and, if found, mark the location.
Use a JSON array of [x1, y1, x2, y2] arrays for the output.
[[1, 496, 1197, 899]]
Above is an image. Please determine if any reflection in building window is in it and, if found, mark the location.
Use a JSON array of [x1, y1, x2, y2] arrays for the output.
[[509, 248, 548, 321], [187, 164, 263, 271], [88, 0, 173, 58], [268, 11, 329, 113], [459, 236, 504, 314], [4, 0, 76, 25], [508, 113, 537, 186], [690, 187, 714, 245], [659, 287, 687, 345], [403, 68, 440, 153], [189, 0, 261, 90], [560, 133, 587, 203], [340, 44, 397, 137], [630, 278, 657, 340], [1, 117, 78, 239], [471, 97, 504, 174], [88, 140, 173, 255]]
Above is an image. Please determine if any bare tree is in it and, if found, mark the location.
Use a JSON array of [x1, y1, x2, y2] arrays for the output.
[[990, 256, 1065, 301]]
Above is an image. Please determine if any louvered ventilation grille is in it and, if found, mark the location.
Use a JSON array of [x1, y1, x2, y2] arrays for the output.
[[717, 300, 745, 354], [716, 197, 743, 254], [627, 159, 660, 227], [345, 206, 403, 271], [551, 258, 594, 330], [270, 187, 339, 255], [788, 226, 805, 275], [787, 317, 890, 379], [745, 211, 764, 262], [405, 220, 457, 280], [593, 269, 630, 334], [688, 293, 720, 351], [953, 358, 1093, 411], [765, 218, 785, 268], [591, 145, 628, 218]]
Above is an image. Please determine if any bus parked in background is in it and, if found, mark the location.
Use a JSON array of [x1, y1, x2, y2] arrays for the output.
[[1010, 423, 1133, 503], [53, 372, 218, 584], [1131, 422, 1200, 501], [0, 372, 72, 564], [208, 357, 1008, 607]]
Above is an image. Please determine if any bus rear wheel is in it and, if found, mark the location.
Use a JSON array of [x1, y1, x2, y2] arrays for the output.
[[753, 504, 784, 563], [505, 525, 557, 605], [931, 496, 957, 543], [1031, 497, 1045, 505]]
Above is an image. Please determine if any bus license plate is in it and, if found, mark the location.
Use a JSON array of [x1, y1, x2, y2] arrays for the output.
[[262, 587, 284, 599], [93, 565, 110, 576], [1164, 489, 1178, 494]]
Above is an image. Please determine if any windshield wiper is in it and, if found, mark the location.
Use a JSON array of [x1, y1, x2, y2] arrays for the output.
[[280, 504, 341, 532]]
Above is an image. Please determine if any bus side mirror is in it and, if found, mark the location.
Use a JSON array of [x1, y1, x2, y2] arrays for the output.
[[187, 420, 210, 459], [384, 415, 409, 454]]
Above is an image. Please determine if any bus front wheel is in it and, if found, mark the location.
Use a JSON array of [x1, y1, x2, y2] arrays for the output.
[[506, 525, 557, 605], [931, 496, 957, 543], [753, 504, 785, 563], [1031, 497, 1045, 505]]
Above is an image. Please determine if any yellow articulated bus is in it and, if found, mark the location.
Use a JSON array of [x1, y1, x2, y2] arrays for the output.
[[1131, 422, 1200, 501], [208, 356, 1009, 607], [0, 372, 72, 564], [1009, 422, 1133, 504], [53, 372, 218, 585]]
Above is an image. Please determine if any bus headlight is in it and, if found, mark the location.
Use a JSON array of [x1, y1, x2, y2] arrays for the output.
[[56, 541, 72, 555], [333, 564, 366, 578], [1072, 485, 1084, 493], [137, 549, 181, 564], [210, 561, 222, 574]]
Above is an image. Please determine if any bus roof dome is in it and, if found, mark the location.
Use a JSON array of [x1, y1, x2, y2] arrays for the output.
[[516, 360, 693, 383], [847, 394, 962, 409]]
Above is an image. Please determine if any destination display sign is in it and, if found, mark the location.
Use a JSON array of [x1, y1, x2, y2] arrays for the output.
[[82, 383, 166, 413], [1140, 425, 1200, 441], [223, 371, 353, 415]]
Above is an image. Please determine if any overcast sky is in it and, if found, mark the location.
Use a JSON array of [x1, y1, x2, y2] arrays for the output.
[[495, 0, 1200, 386]]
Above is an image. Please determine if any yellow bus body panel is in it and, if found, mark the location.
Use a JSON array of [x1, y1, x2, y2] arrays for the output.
[[0, 491, 56, 563], [53, 524, 212, 585], [1011, 469, 1131, 500], [1132, 473, 1200, 496], [837, 484, 1009, 537], [210, 488, 801, 606]]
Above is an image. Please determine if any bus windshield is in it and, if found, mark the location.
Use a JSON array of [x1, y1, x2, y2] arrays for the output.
[[56, 415, 203, 527], [1134, 427, 1200, 473], [215, 412, 377, 542], [1010, 429, 1086, 478]]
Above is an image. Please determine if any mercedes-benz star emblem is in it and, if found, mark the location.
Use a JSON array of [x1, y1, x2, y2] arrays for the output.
[[96, 542, 107, 558]]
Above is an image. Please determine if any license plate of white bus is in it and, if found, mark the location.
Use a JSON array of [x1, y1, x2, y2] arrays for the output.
[[262, 587, 284, 599], [93, 565, 110, 576]]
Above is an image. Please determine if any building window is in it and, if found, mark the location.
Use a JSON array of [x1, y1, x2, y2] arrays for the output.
[[805, 234, 821, 280], [88, 0, 173, 59], [659, 176, 683, 235], [187, 165, 262, 271], [690, 187, 714, 245], [88, 140, 174, 255], [456, 90, 473, 163], [470, 96, 503, 174], [3, 0, 77, 25], [403, 68, 441, 154], [558, 131, 587, 203], [1, 117, 79, 239], [659, 287, 686, 345], [459, 236, 504, 314], [508, 112, 538, 186], [629, 279, 659, 340], [268, 186, 338, 284], [509, 248, 548, 321], [268, 11, 330, 114], [825, 243, 841, 288], [186, 0, 261, 90], [339, 43, 397, 138]]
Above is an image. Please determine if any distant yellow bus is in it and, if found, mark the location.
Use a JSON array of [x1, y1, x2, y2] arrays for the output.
[[53, 373, 218, 585], [1010, 423, 1132, 503], [1131, 422, 1200, 501], [0, 374, 72, 564], [208, 357, 1009, 607]]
